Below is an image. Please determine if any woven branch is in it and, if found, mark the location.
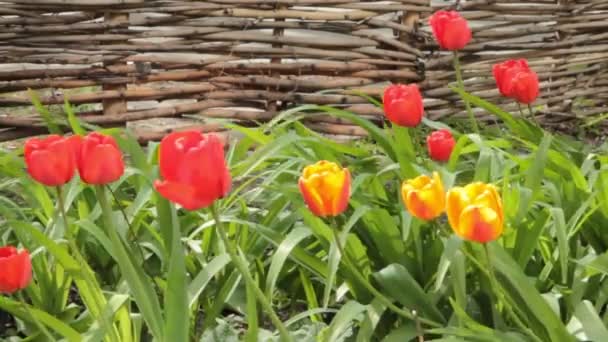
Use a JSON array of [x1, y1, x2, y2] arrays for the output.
[[0, 0, 606, 139]]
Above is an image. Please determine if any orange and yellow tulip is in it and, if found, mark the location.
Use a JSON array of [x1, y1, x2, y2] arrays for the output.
[[299, 161, 351, 217], [401, 172, 446, 220], [446, 182, 503, 243]]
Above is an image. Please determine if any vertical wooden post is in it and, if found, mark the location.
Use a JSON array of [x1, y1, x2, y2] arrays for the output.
[[102, 12, 128, 115], [267, 4, 286, 112], [400, 5, 422, 80]]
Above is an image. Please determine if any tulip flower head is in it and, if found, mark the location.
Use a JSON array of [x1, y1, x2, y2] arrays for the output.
[[447, 182, 503, 243], [382, 84, 424, 127], [0, 246, 32, 294], [401, 172, 446, 220], [429, 10, 472, 51], [493, 59, 539, 104], [427, 129, 456, 162], [24, 135, 80, 186], [299, 161, 351, 217], [77, 132, 125, 185], [155, 131, 231, 211]]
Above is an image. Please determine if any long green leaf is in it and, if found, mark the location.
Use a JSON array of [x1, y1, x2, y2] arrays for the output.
[[96, 186, 164, 340], [489, 244, 573, 342], [322, 300, 367, 342], [163, 201, 189, 342], [574, 300, 608, 341], [29, 89, 62, 134], [0, 296, 81, 341], [266, 227, 312, 302], [374, 264, 445, 323], [188, 254, 232, 307]]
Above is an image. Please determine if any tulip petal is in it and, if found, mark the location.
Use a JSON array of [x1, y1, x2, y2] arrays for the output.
[[333, 168, 351, 215], [299, 177, 326, 216], [80, 144, 124, 185], [16, 251, 32, 289], [458, 206, 502, 243], [446, 187, 469, 234], [406, 190, 437, 220], [24, 135, 76, 186], [0, 248, 30, 294], [158, 130, 205, 181], [154, 180, 214, 211]]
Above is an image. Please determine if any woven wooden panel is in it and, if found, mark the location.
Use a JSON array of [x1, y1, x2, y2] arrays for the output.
[[0, 0, 606, 141]]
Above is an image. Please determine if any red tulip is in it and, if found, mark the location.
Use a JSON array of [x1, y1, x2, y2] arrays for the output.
[[383, 84, 424, 127], [77, 132, 124, 185], [0, 246, 32, 294], [429, 10, 472, 51], [427, 129, 456, 162], [492, 59, 539, 104], [154, 131, 231, 211], [24, 135, 80, 186]]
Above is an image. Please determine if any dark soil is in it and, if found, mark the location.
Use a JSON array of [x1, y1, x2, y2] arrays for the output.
[[0, 308, 17, 337]]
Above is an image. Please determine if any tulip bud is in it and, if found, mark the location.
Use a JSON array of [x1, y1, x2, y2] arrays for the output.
[[401, 172, 446, 220], [493, 59, 539, 104], [24, 135, 80, 186], [154, 131, 231, 210], [427, 129, 456, 162], [446, 182, 504, 243], [382, 84, 424, 127], [0, 246, 32, 294], [77, 132, 124, 185], [299, 161, 351, 217], [429, 10, 472, 51]]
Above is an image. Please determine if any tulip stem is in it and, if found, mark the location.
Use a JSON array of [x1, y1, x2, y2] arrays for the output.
[[17, 291, 55, 341], [210, 204, 292, 342], [517, 103, 525, 119], [483, 244, 541, 342], [527, 103, 539, 125], [452, 51, 479, 134], [330, 227, 441, 329], [105, 185, 147, 265]]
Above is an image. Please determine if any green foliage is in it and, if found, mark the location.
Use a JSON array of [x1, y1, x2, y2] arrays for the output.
[[1, 92, 607, 342]]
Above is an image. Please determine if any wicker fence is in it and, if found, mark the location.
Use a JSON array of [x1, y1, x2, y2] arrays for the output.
[[0, 0, 607, 142]]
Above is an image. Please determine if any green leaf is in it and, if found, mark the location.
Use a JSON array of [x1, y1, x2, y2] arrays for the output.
[[524, 133, 552, 197], [163, 202, 189, 342], [266, 227, 312, 302], [245, 276, 259, 342], [391, 125, 417, 178], [286, 105, 397, 161], [199, 319, 240, 342], [435, 236, 463, 292], [356, 298, 386, 342], [450, 87, 540, 142], [574, 300, 608, 342], [374, 263, 445, 323], [188, 254, 232, 307], [29, 89, 62, 134], [322, 300, 367, 342], [550, 207, 569, 284], [323, 206, 370, 307], [489, 244, 573, 342], [514, 210, 549, 267], [63, 98, 86, 135], [381, 323, 418, 342], [0, 296, 81, 342], [82, 294, 130, 341], [96, 186, 164, 340]]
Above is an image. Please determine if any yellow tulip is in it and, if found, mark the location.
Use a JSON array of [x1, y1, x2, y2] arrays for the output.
[[401, 172, 445, 220], [298, 161, 351, 217], [446, 182, 503, 243]]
